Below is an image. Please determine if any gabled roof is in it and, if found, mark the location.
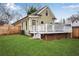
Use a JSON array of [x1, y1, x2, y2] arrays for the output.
[[12, 16, 28, 25], [12, 6, 56, 25], [12, 6, 48, 25], [31, 6, 56, 19], [31, 6, 48, 15]]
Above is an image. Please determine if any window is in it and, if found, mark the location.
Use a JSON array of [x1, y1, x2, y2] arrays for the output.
[[46, 10, 48, 16], [41, 21, 44, 24], [32, 20, 36, 25]]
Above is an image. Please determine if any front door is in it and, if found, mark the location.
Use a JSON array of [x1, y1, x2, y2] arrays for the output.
[[32, 20, 37, 32]]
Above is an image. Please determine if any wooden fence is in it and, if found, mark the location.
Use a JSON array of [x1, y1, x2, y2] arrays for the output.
[[0, 25, 21, 35], [72, 27, 79, 38], [0, 24, 79, 39]]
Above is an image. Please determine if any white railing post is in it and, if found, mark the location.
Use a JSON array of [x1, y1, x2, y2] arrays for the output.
[[53, 24, 55, 32], [45, 24, 47, 33], [52, 24, 54, 32], [63, 25, 65, 32]]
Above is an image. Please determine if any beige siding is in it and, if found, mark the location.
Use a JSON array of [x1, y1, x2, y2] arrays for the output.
[[15, 23, 21, 27], [22, 21, 26, 31], [28, 17, 39, 31], [22, 7, 56, 35], [22, 18, 30, 35], [37, 8, 55, 25]]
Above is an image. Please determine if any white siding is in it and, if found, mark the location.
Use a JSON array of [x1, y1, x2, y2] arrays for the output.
[[72, 20, 79, 27]]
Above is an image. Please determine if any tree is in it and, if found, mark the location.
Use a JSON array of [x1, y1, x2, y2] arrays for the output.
[[0, 20, 7, 25], [67, 13, 79, 23], [0, 3, 21, 24], [23, 4, 42, 15], [27, 6, 37, 15]]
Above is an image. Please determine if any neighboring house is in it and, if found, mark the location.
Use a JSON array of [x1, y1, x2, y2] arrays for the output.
[[72, 20, 79, 27], [65, 18, 79, 38], [71, 20, 79, 38], [65, 18, 79, 27], [13, 6, 72, 40], [65, 19, 71, 25]]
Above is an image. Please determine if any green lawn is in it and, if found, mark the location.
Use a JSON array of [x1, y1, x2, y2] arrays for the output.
[[0, 34, 79, 56]]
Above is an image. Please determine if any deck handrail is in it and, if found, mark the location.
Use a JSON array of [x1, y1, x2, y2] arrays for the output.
[[30, 24, 72, 33]]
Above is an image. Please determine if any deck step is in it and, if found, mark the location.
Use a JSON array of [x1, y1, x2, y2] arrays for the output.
[[33, 33, 41, 39]]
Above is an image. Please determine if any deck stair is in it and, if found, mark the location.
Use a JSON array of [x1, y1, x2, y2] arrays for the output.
[[33, 33, 41, 39]]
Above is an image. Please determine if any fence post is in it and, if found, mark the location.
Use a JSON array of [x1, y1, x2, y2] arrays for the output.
[[8, 25, 10, 35]]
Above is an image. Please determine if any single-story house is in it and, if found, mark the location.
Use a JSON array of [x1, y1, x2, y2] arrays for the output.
[[13, 6, 72, 40]]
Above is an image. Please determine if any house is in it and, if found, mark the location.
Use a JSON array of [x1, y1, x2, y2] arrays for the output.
[[71, 20, 79, 38], [65, 18, 79, 38], [12, 19, 23, 28], [13, 6, 72, 40], [72, 19, 79, 27]]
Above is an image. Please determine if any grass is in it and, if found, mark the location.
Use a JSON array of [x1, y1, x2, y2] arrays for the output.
[[0, 34, 79, 56]]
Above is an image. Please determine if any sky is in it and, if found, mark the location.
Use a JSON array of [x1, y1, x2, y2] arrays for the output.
[[5, 3, 79, 22]]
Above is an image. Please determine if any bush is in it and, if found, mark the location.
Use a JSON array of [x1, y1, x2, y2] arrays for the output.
[[21, 30, 25, 35]]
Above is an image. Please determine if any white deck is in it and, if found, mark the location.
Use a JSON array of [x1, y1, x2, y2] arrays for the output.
[[30, 24, 72, 34]]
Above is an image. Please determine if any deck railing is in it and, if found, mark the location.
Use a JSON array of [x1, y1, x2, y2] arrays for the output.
[[30, 24, 72, 33]]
